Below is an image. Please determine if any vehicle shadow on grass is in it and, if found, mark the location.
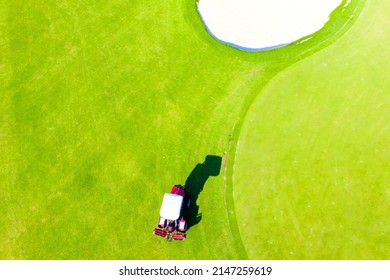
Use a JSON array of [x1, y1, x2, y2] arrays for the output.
[[183, 155, 222, 230]]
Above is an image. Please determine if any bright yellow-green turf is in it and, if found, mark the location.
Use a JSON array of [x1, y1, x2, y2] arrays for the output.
[[1, 0, 387, 260]]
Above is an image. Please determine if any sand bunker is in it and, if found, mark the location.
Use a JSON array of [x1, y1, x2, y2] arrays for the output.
[[197, 0, 343, 51]]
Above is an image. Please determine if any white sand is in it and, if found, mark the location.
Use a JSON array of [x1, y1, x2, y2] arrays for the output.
[[197, 0, 343, 50]]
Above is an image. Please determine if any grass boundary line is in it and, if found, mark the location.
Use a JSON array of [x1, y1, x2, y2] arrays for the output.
[[221, 0, 366, 259]]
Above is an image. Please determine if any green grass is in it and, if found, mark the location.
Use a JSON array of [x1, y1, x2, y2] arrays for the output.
[[234, 0, 390, 259], [0, 0, 381, 260], [1, 0, 249, 259]]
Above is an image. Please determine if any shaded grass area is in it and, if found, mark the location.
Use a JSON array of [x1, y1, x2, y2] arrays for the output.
[[1, 0, 360, 259], [234, 0, 389, 259]]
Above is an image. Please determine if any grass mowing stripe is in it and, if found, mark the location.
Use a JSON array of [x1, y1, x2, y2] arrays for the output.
[[221, 0, 364, 260]]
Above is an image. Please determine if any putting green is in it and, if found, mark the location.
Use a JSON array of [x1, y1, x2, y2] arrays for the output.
[[234, 0, 390, 259], [0, 0, 377, 260]]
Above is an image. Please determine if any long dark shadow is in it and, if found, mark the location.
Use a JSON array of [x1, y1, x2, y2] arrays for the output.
[[183, 155, 222, 230]]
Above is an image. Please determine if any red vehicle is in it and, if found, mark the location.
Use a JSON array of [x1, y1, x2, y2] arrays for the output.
[[153, 185, 189, 241]]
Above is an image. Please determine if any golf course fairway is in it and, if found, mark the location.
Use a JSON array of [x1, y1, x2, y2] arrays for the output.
[[1, 0, 388, 260]]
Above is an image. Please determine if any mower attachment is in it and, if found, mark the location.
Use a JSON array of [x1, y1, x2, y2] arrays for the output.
[[172, 232, 186, 240], [153, 228, 168, 238]]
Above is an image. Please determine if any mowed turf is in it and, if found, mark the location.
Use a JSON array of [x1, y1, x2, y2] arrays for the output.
[[0, 0, 255, 259], [234, 0, 390, 259], [1, 0, 363, 259]]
